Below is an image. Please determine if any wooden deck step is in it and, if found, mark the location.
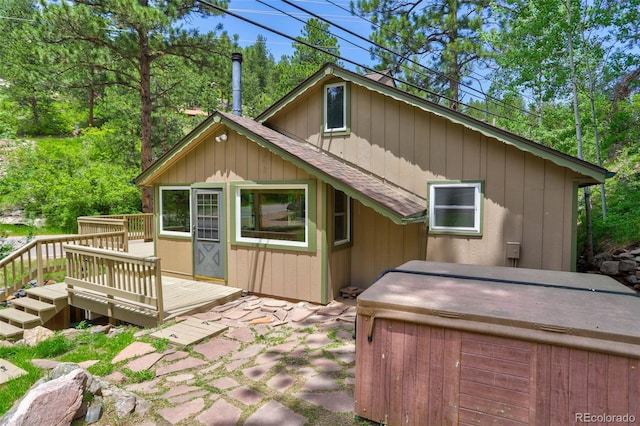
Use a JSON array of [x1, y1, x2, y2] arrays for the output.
[[11, 297, 57, 316], [0, 309, 42, 329], [0, 321, 23, 340], [26, 284, 68, 309]]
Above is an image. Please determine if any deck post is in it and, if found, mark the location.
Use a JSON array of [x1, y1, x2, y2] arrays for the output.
[[36, 240, 44, 286], [105, 258, 115, 323], [155, 258, 164, 324]]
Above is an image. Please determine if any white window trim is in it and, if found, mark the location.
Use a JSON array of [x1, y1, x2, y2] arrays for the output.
[[159, 186, 192, 237], [334, 191, 351, 247], [429, 182, 482, 234], [324, 82, 347, 132], [234, 183, 309, 248]]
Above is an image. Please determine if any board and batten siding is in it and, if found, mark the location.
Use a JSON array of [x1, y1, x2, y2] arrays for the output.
[[152, 130, 325, 303], [328, 199, 425, 297], [355, 317, 640, 425], [266, 80, 583, 271]]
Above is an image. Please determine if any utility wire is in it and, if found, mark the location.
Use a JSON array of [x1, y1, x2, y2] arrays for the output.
[[196, 0, 531, 123], [313, 0, 540, 119], [267, 0, 521, 122]]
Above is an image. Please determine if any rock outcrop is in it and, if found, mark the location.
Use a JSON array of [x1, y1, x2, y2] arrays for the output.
[[0, 363, 148, 425], [595, 247, 640, 291]]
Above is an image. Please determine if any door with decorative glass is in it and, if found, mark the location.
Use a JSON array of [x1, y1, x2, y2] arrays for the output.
[[192, 188, 224, 280]]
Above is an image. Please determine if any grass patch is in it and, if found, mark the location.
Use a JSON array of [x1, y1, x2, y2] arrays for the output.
[[0, 327, 137, 416], [122, 367, 155, 383], [0, 224, 63, 237]]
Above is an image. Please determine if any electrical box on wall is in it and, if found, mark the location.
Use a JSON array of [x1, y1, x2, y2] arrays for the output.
[[506, 242, 521, 259]]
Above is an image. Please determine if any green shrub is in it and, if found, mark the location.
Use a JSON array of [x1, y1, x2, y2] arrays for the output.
[[0, 136, 141, 232]]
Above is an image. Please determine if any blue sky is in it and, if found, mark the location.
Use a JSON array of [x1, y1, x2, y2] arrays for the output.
[[190, 0, 376, 69]]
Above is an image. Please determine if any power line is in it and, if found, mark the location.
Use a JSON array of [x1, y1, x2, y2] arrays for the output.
[[318, 0, 540, 119], [276, 0, 532, 120], [196, 0, 520, 122]]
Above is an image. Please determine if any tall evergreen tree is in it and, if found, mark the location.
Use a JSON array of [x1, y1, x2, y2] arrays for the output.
[[0, 0, 60, 134], [353, 0, 492, 109], [274, 18, 341, 99], [40, 0, 232, 212]]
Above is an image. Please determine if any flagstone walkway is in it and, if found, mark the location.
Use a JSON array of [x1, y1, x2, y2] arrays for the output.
[[105, 295, 363, 425]]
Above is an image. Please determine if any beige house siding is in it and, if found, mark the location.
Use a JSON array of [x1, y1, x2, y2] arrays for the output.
[[265, 81, 582, 271], [152, 131, 326, 303]]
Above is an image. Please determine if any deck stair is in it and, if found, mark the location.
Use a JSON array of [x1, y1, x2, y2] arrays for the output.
[[0, 283, 68, 340]]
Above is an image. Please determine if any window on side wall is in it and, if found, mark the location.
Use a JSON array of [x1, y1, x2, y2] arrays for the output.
[[323, 82, 348, 134], [428, 182, 482, 235], [159, 186, 191, 236], [333, 189, 351, 247], [235, 183, 312, 249]]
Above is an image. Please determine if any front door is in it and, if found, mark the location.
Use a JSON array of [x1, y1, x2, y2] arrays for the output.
[[192, 188, 224, 280]]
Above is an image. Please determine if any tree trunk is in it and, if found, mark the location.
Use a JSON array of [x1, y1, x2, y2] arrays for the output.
[[139, 33, 153, 213]]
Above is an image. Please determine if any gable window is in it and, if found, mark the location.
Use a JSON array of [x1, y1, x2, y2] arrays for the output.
[[159, 186, 191, 236], [234, 182, 315, 250], [429, 182, 482, 235], [323, 82, 348, 133], [333, 189, 351, 246]]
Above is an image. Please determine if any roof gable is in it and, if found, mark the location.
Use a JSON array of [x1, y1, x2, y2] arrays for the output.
[[257, 64, 607, 185], [136, 111, 426, 224]]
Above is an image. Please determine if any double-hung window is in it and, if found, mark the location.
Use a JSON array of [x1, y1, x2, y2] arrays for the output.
[[159, 186, 191, 236], [234, 182, 315, 250], [333, 189, 351, 246], [323, 82, 349, 134], [429, 182, 482, 235]]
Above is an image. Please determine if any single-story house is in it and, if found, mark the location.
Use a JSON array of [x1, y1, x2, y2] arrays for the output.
[[135, 62, 608, 304]]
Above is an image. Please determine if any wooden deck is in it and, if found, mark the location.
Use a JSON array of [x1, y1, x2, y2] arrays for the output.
[[161, 276, 242, 321], [123, 241, 242, 321]]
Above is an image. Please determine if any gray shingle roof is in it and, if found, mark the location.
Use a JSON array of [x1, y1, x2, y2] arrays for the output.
[[219, 112, 426, 222]]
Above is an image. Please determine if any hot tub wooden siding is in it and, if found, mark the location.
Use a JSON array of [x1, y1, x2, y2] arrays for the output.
[[355, 318, 639, 425], [354, 261, 640, 426]]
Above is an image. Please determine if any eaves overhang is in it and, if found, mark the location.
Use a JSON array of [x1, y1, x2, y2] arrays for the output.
[[219, 112, 426, 225]]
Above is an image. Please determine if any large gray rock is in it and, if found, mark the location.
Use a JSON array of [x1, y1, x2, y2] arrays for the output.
[[600, 260, 619, 276], [0, 368, 87, 426], [22, 326, 55, 347], [618, 259, 637, 272]]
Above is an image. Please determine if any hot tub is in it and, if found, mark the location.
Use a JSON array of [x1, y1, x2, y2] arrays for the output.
[[354, 260, 640, 425]]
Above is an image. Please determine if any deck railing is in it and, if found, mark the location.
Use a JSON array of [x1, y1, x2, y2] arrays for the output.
[[78, 213, 153, 242], [64, 244, 164, 324], [0, 232, 127, 303]]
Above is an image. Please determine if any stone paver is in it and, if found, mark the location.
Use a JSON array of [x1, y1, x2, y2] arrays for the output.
[[112, 341, 156, 364], [310, 357, 342, 372], [196, 398, 241, 425], [301, 373, 340, 391], [245, 401, 307, 426], [226, 326, 254, 342], [193, 338, 240, 361], [228, 386, 265, 405], [211, 376, 239, 390], [125, 352, 164, 372], [242, 361, 277, 381], [296, 390, 355, 413], [160, 384, 201, 399], [266, 370, 296, 393], [155, 357, 207, 376], [157, 397, 205, 424], [305, 332, 332, 348], [87, 296, 359, 425]]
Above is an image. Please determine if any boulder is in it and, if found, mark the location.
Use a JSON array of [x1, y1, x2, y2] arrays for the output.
[[1, 362, 147, 425], [600, 260, 619, 276], [618, 259, 637, 273], [23, 326, 55, 347], [0, 368, 87, 426]]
